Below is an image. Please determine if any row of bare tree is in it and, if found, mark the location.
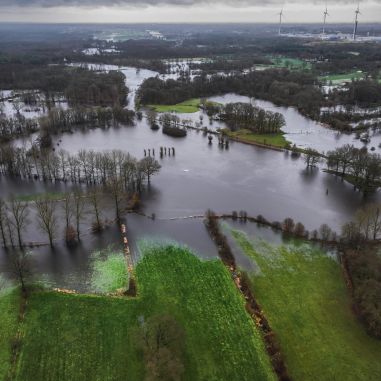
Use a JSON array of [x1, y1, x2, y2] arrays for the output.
[[0, 147, 161, 190], [0, 183, 143, 249]]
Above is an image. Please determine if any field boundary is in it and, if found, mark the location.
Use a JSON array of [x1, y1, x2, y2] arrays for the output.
[[204, 211, 291, 381]]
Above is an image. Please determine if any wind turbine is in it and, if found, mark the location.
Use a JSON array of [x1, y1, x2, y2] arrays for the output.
[[278, 7, 284, 36], [322, 3, 329, 35], [353, 1, 361, 40]]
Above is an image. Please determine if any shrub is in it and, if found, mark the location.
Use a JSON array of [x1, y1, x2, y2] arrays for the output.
[[65, 225, 77, 245], [162, 126, 187, 138]]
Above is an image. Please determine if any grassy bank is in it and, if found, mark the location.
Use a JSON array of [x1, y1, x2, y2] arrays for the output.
[[0, 288, 20, 380], [230, 230, 381, 381], [224, 129, 290, 149], [149, 98, 201, 113], [14, 244, 275, 381]]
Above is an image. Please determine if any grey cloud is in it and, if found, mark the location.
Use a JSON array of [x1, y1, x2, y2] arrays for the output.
[[0, 0, 377, 8]]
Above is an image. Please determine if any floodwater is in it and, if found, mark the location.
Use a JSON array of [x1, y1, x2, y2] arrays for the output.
[[210, 94, 381, 152], [48, 111, 380, 232], [2, 63, 381, 288]]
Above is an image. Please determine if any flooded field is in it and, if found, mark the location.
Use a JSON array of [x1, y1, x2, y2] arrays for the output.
[[2, 62, 381, 289]]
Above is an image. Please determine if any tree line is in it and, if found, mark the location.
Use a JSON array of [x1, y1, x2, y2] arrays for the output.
[[340, 203, 381, 339], [0, 106, 135, 143], [0, 187, 132, 249], [0, 114, 39, 142], [326, 144, 381, 192], [0, 147, 161, 191], [0, 153, 161, 248], [0, 65, 128, 108]]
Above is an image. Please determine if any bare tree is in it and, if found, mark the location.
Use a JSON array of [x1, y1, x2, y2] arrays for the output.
[[73, 190, 85, 241], [370, 204, 381, 240], [62, 192, 73, 230], [304, 148, 320, 169], [62, 192, 76, 244], [138, 157, 161, 184], [9, 197, 29, 247], [107, 177, 125, 222], [88, 188, 103, 232], [11, 98, 23, 116], [354, 203, 381, 241], [319, 224, 333, 241], [35, 198, 57, 247], [5, 214, 15, 247], [0, 198, 7, 247], [7, 251, 33, 294]]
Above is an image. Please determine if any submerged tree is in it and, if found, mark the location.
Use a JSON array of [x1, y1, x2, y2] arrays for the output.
[[9, 197, 29, 247], [146, 108, 158, 128], [88, 188, 103, 232], [107, 177, 125, 222], [0, 198, 7, 247], [73, 190, 86, 241], [138, 157, 161, 184], [35, 198, 57, 247], [62, 192, 77, 244], [304, 148, 320, 169]]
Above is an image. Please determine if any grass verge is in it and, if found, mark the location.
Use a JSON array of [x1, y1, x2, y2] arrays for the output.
[[14, 244, 276, 381], [230, 230, 381, 381], [224, 129, 290, 149]]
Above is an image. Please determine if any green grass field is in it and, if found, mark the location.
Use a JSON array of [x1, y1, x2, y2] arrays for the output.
[[270, 57, 311, 70], [0, 288, 20, 380], [319, 71, 365, 84], [13, 244, 275, 381], [254, 57, 311, 72], [149, 98, 201, 113], [224, 129, 290, 149], [230, 230, 381, 381]]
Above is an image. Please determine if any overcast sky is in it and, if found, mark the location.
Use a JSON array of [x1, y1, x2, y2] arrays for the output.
[[0, 1, 380, 23]]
